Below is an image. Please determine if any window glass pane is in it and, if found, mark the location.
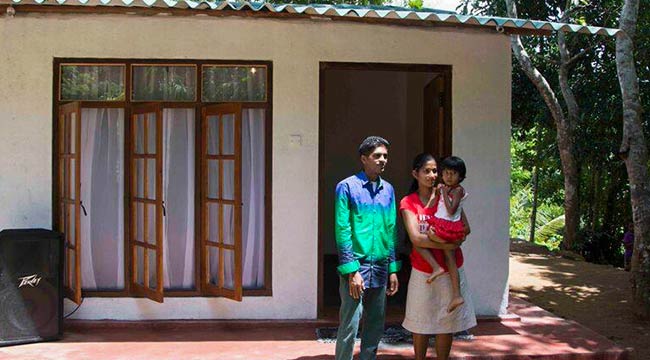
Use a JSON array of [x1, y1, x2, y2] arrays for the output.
[[136, 202, 144, 243], [146, 204, 156, 245], [202, 66, 266, 102], [207, 160, 219, 199], [148, 249, 157, 290], [135, 114, 145, 154], [146, 113, 157, 154], [223, 249, 235, 290], [208, 203, 220, 244], [132, 66, 196, 101], [207, 115, 220, 155], [136, 246, 145, 286], [135, 159, 145, 198], [68, 204, 76, 247], [222, 160, 234, 201], [60, 65, 125, 101], [70, 112, 77, 152], [222, 204, 234, 246], [146, 159, 156, 199], [208, 246, 219, 286], [64, 158, 70, 198], [222, 114, 235, 155], [69, 158, 76, 200]]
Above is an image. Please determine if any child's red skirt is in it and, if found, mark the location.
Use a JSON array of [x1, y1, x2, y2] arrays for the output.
[[432, 217, 465, 242]]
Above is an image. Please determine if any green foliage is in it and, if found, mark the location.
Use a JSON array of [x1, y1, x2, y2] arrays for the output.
[[509, 185, 532, 239], [202, 67, 267, 102], [459, 0, 649, 266], [61, 66, 125, 101], [408, 0, 423, 9], [536, 215, 565, 251], [287, 0, 388, 5], [132, 66, 195, 101]]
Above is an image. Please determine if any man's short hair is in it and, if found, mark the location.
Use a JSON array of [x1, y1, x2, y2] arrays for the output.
[[358, 136, 390, 156]]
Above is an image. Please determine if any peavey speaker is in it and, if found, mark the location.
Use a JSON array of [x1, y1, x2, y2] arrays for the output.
[[0, 229, 64, 346]]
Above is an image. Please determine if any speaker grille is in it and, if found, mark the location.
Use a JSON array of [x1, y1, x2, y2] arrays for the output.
[[0, 229, 63, 346]]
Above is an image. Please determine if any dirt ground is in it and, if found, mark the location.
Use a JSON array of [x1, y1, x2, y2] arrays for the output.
[[509, 239, 650, 359]]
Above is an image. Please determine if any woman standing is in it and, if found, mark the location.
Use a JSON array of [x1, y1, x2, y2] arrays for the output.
[[399, 153, 477, 360]]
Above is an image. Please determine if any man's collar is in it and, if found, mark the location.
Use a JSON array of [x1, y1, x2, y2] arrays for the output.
[[356, 171, 384, 190]]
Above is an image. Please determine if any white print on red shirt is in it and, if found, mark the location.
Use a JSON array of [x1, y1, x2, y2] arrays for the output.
[[418, 214, 432, 234]]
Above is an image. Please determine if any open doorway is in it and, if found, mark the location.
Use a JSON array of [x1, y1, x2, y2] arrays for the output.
[[318, 62, 452, 320]]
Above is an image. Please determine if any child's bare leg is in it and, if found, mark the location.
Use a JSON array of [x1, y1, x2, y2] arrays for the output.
[[444, 249, 464, 312], [414, 246, 445, 283]]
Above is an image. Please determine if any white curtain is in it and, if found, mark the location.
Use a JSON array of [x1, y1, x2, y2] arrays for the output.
[[242, 108, 265, 289], [78, 107, 263, 292], [80, 108, 125, 290], [162, 108, 195, 290]]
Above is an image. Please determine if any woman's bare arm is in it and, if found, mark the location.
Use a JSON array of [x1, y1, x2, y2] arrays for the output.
[[461, 209, 471, 235], [402, 209, 460, 250]]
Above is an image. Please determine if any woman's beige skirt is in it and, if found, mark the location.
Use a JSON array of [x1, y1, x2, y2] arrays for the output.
[[402, 267, 477, 335]]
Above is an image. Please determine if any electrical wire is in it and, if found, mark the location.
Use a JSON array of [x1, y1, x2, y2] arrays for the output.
[[63, 298, 83, 319]]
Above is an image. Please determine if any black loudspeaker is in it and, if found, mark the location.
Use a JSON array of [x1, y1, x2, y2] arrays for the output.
[[0, 229, 64, 346]]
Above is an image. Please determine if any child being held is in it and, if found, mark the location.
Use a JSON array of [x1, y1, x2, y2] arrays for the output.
[[418, 156, 468, 313]]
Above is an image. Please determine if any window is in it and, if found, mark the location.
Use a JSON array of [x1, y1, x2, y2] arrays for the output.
[[132, 65, 197, 101], [54, 60, 272, 303], [60, 65, 125, 101], [202, 66, 267, 102]]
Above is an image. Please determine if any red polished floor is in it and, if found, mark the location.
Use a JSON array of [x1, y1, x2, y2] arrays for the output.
[[0, 297, 631, 360]]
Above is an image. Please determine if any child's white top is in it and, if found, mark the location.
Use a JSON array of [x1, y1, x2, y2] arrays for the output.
[[434, 190, 468, 222]]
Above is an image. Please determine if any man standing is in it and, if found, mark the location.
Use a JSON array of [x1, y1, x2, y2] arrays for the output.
[[334, 136, 401, 360]]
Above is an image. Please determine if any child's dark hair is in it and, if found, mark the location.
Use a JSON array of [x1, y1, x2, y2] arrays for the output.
[[408, 153, 437, 194], [441, 156, 466, 182], [358, 136, 390, 156]]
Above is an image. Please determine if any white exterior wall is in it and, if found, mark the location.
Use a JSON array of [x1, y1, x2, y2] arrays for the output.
[[0, 13, 510, 319]]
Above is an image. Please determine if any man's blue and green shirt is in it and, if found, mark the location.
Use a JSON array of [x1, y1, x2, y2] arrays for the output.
[[334, 171, 401, 288]]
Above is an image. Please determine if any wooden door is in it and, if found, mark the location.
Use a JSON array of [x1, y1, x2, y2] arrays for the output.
[[130, 103, 164, 302], [200, 104, 243, 301], [58, 102, 82, 304], [424, 75, 452, 160]]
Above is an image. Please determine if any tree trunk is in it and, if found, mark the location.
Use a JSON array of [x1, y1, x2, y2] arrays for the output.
[[505, 0, 580, 250], [529, 124, 542, 243], [588, 168, 597, 232], [615, 0, 650, 319], [557, 26, 581, 250]]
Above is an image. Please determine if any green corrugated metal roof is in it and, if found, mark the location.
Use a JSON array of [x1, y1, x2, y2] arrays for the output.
[[1, 0, 620, 36]]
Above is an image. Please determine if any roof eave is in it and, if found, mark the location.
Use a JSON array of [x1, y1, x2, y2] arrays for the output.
[[0, 1, 620, 37]]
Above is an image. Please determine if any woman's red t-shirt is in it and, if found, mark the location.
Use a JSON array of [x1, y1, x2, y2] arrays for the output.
[[399, 192, 464, 273]]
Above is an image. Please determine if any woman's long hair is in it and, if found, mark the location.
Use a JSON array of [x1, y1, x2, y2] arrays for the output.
[[403, 152, 437, 254], [407, 153, 437, 195]]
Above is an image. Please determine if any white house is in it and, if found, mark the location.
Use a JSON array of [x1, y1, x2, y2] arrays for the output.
[[0, 0, 617, 320]]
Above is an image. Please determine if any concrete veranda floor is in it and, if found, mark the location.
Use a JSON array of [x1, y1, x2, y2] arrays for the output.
[[0, 297, 631, 360]]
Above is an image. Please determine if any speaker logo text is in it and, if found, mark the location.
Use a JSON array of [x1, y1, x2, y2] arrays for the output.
[[18, 274, 42, 288]]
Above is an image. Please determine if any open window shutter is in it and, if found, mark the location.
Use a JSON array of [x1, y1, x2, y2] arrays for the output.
[[58, 102, 83, 304], [200, 103, 243, 301], [130, 103, 164, 303]]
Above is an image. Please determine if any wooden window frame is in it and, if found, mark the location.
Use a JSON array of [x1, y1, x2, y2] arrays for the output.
[[52, 58, 273, 299]]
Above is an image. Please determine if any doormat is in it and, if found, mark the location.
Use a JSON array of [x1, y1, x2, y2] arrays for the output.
[[315, 326, 473, 344]]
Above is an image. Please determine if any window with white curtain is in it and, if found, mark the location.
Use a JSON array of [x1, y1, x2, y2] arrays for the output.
[[55, 60, 271, 302]]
